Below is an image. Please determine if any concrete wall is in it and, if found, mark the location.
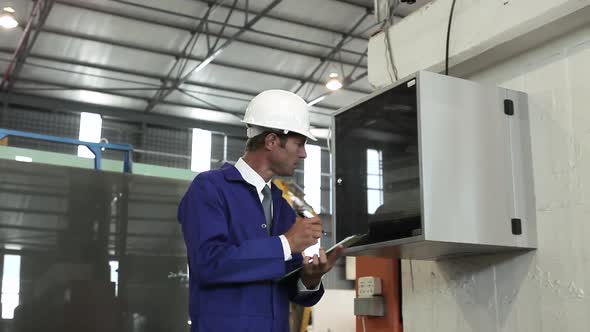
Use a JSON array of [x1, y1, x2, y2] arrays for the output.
[[368, 1, 590, 331], [368, 0, 590, 86]]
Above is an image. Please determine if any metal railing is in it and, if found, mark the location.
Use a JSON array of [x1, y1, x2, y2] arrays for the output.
[[0, 128, 133, 173]]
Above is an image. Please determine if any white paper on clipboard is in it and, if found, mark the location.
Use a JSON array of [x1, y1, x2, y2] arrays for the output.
[[303, 240, 321, 260], [298, 209, 320, 259]]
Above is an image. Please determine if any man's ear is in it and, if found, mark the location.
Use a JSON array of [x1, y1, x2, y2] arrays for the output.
[[264, 133, 278, 150]]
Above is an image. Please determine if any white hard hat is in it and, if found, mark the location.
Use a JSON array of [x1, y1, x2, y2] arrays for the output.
[[242, 90, 317, 141]]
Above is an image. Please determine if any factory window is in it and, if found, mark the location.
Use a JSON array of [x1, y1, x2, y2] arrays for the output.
[[191, 129, 212, 172], [1, 255, 21, 319], [366, 149, 384, 214], [109, 260, 119, 297], [78, 112, 102, 158], [304, 144, 322, 213]]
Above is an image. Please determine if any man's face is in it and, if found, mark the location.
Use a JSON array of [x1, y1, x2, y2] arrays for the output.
[[269, 134, 307, 176]]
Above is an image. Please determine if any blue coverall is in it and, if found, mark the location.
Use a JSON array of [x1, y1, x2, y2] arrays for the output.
[[178, 163, 324, 331]]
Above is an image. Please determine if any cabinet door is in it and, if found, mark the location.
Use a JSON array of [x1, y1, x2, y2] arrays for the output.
[[334, 78, 421, 243], [418, 71, 516, 246]]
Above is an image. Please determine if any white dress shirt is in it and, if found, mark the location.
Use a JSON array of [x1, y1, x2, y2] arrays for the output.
[[234, 158, 293, 261], [234, 158, 320, 292]]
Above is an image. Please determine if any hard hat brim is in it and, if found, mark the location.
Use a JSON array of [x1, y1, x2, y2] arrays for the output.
[[241, 120, 317, 141]]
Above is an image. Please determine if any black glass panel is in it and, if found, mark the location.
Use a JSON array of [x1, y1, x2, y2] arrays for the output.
[[0, 160, 189, 332], [335, 79, 421, 244]]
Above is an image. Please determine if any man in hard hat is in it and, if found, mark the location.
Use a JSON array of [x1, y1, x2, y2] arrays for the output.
[[178, 90, 344, 331]]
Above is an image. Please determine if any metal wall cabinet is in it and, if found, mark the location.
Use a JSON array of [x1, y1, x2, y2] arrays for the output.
[[332, 71, 537, 260]]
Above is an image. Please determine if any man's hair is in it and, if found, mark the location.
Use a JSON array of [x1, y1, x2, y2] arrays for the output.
[[245, 131, 289, 152]]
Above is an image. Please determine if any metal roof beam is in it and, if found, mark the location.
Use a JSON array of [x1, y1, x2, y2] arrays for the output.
[[11, 77, 340, 113], [330, 0, 406, 18], [195, 0, 369, 40], [0, 50, 252, 99], [0, 48, 371, 96], [37, 24, 367, 74], [2, 93, 331, 145], [145, 0, 284, 112], [56, 0, 368, 60], [29, 28, 371, 95], [293, 12, 369, 95], [307, 70, 368, 107], [331, 0, 373, 10], [12, 77, 246, 117], [120, 0, 366, 55], [1, 0, 55, 91], [2, 92, 247, 136], [5, 0, 56, 92], [145, 0, 226, 112]]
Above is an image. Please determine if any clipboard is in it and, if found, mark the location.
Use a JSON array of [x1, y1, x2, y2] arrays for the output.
[[279, 233, 366, 282]]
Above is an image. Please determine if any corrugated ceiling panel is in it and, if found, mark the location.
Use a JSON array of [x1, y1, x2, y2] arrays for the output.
[[109, 0, 210, 20], [151, 104, 243, 125], [165, 89, 249, 113], [13, 84, 147, 111], [319, 89, 367, 108], [214, 39, 321, 77], [46, 4, 192, 54], [308, 111, 332, 128], [252, 14, 358, 48], [21, 57, 162, 86], [0, 29, 22, 50], [273, 0, 367, 32], [348, 77, 374, 91], [15, 63, 159, 95], [0, 52, 11, 72], [186, 63, 297, 92], [0, 0, 386, 130], [31, 33, 176, 76]]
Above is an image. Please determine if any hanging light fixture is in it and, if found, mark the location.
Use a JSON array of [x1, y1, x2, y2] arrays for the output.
[[325, 73, 343, 91], [0, 7, 18, 29]]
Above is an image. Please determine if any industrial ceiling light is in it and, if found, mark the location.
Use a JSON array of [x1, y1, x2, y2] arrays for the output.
[[325, 73, 343, 91], [0, 7, 18, 29]]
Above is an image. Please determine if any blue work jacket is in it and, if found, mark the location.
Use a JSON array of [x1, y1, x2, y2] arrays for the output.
[[178, 163, 324, 332]]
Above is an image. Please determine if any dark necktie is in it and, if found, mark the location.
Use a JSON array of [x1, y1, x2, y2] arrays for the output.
[[261, 185, 272, 234]]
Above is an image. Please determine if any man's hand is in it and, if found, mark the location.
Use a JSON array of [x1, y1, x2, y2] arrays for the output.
[[301, 246, 345, 289], [284, 216, 322, 254]]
